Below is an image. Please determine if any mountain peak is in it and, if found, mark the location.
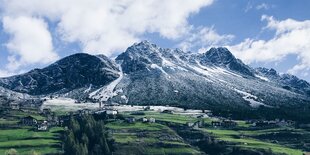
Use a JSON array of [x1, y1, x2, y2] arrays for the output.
[[203, 47, 236, 64], [131, 40, 158, 50], [199, 47, 254, 76]]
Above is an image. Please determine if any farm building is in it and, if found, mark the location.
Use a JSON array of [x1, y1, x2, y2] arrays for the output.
[[149, 118, 156, 123], [21, 116, 38, 126], [126, 117, 136, 123]]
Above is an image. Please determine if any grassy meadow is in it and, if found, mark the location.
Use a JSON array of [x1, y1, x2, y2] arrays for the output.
[[106, 120, 201, 155], [0, 109, 63, 155]]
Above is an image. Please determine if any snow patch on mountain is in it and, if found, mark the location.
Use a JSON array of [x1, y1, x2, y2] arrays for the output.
[[89, 65, 123, 101], [162, 58, 175, 67], [190, 65, 213, 77], [255, 75, 270, 82], [84, 84, 92, 93], [234, 89, 270, 108], [150, 64, 168, 75]]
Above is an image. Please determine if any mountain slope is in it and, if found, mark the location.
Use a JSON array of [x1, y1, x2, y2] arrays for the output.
[[110, 41, 310, 110], [0, 41, 309, 112], [0, 53, 120, 95], [256, 67, 310, 96]]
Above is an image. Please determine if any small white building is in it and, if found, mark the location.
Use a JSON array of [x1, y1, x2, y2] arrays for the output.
[[142, 117, 148, 122], [149, 118, 156, 123], [106, 110, 118, 115], [37, 121, 48, 131], [95, 109, 118, 115], [37, 125, 48, 131]]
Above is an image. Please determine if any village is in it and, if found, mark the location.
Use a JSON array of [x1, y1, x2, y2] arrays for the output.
[[0, 95, 300, 132], [0, 98, 309, 155]]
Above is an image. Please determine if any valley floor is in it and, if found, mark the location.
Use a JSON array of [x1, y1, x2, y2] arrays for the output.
[[0, 106, 309, 155]]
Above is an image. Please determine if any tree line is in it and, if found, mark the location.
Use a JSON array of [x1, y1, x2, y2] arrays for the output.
[[63, 115, 113, 155]]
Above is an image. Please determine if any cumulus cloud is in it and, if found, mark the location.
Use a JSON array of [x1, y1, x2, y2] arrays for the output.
[[230, 15, 310, 75], [2, 16, 59, 71], [1, 0, 213, 57], [179, 26, 234, 52]]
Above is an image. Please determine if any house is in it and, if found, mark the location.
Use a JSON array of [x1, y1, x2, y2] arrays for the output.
[[276, 120, 288, 127], [275, 120, 295, 127], [37, 121, 48, 131], [95, 109, 117, 115], [211, 120, 237, 128], [161, 110, 173, 114], [149, 118, 156, 123], [142, 117, 148, 123], [106, 110, 118, 115], [37, 124, 48, 131], [211, 121, 221, 127], [222, 120, 237, 128], [254, 121, 277, 128], [125, 117, 136, 123], [139, 117, 155, 123], [78, 109, 92, 116], [21, 116, 38, 126]]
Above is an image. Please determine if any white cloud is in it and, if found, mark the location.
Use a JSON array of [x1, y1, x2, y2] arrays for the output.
[[0, 70, 13, 78], [245, 2, 273, 12], [244, 1, 253, 12], [179, 26, 234, 52], [256, 3, 270, 10], [2, 16, 59, 71], [230, 15, 310, 75], [1, 0, 213, 56]]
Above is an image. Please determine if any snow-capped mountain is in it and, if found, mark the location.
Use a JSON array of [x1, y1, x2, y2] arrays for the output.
[[0, 41, 310, 111], [111, 41, 310, 109]]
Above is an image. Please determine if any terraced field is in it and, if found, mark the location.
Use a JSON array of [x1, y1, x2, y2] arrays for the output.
[[106, 121, 201, 155], [123, 111, 309, 155], [0, 127, 63, 154], [201, 129, 303, 155], [0, 109, 63, 155]]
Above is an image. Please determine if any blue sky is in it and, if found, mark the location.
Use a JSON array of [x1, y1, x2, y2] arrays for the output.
[[0, 0, 310, 81]]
